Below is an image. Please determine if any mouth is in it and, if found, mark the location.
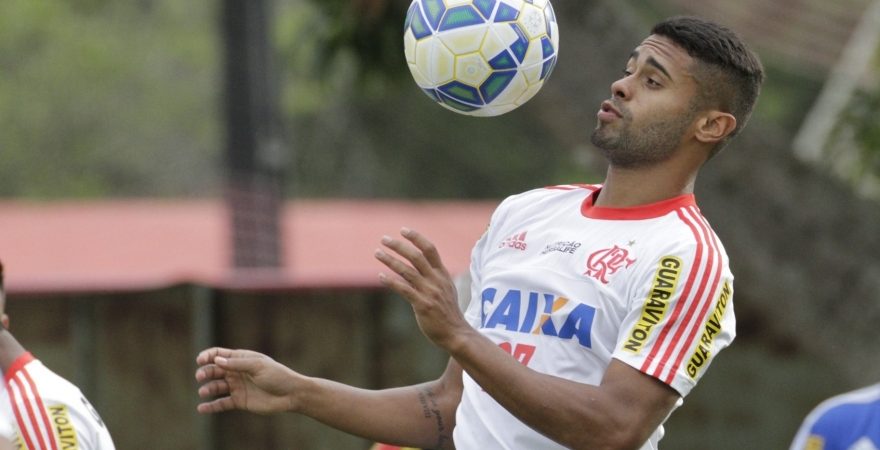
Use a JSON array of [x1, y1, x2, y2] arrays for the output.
[[597, 100, 623, 123], [600, 101, 622, 118]]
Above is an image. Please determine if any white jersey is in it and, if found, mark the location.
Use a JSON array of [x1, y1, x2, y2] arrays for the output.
[[455, 185, 735, 449], [1, 353, 115, 450]]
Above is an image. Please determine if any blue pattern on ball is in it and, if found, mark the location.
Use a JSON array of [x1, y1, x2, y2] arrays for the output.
[[404, 0, 559, 117], [473, 0, 497, 20], [508, 23, 530, 63], [439, 6, 486, 31], [421, 0, 446, 32], [494, 2, 519, 22]]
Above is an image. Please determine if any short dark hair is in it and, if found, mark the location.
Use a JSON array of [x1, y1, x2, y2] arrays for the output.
[[651, 16, 764, 149]]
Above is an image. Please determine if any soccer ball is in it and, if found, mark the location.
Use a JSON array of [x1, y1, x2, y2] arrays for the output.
[[403, 0, 559, 117]]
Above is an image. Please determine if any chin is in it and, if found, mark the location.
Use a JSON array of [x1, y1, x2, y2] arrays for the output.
[[590, 130, 619, 151]]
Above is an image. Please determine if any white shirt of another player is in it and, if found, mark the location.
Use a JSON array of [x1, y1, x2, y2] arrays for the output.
[[1, 352, 115, 450], [455, 185, 735, 450]]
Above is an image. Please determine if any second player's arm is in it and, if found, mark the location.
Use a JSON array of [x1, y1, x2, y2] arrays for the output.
[[298, 358, 463, 449], [196, 348, 463, 450]]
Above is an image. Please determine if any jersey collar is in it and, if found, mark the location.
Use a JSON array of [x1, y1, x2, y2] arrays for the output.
[[580, 188, 696, 220], [3, 352, 34, 386]]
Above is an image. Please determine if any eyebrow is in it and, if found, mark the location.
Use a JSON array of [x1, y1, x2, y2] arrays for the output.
[[629, 50, 673, 81]]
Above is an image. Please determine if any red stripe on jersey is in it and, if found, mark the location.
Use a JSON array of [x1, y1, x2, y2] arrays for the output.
[[4, 352, 35, 388], [659, 207, 723, 384], [9, 371, 47, 450], [21, 369, 59, 450], [8, 378, 39, 450], [639, 206, 713, 377], [8, 365, 60, 450]]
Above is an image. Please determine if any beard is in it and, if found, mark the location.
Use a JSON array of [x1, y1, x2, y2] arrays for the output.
[[590, 103, 696, 169]]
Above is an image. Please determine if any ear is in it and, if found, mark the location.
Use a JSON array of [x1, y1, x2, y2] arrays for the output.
[[1, 314, 8, 330], [694, 111, 737, 144]]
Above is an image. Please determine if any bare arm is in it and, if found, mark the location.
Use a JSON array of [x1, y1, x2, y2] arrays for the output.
[[196, 348, 463, 449], [376, 228, 680, 450], [449, 331, 679, 449]]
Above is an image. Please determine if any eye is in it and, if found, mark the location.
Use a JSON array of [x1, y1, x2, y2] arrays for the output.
[[622, 69, 633, 77], [646, 77, 662, 87]]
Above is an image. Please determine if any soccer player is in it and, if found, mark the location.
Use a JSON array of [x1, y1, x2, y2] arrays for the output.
[[789, 383, 880, 450], [196, 16, 764, 449], [0, 261, 116, 450]]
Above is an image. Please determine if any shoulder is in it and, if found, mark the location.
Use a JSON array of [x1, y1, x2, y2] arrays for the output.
[[6, 355, 86, 407], [810, 384, 880, 425], [650, 205, 730, 261], [495, 184, 598, 213]]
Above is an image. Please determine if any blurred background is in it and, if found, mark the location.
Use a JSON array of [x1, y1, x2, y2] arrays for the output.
[[1, 0, 879, 448]]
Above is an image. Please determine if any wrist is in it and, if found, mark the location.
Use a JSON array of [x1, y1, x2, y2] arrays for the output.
[[442, 326, 481, 357], [290, 373, 322, 415]]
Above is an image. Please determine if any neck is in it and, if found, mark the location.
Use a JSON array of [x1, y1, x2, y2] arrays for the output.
[[0, 330, 27, 374], [595, 157, 699, 208]]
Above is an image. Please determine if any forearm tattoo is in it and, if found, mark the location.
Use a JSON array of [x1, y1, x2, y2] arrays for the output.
[[418, 387, 451, 450]]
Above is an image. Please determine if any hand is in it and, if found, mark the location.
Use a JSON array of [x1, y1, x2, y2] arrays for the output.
[[195, 347, 301, 415], [374, 228, 474, 350]]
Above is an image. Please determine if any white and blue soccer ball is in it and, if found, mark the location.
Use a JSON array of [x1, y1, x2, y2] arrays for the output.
[[403, 0, 559, 117]]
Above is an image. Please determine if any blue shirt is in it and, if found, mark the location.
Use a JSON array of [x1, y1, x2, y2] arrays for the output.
[[790, 383, 880, 450]]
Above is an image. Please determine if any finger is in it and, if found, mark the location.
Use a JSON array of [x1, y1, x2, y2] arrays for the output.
[[197, 397, 237, 415], [378, 272, 419, 303], [374, 248, 421, 284], [381, 234, 433, 277], [195, 364, 227, 383], [215, 355, 265, 374], [198, 379, 231, 399], [196, 347, 234, 366], [401, 228, 448, 275]]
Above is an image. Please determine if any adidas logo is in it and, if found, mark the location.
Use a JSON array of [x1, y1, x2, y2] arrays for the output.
[[499, 231, 528, 251]]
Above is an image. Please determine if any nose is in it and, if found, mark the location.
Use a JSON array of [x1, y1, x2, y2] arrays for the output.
[[610, 76, 630, 100]]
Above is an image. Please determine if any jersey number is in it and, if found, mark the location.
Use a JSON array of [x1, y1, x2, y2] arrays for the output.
[[498, 342, 536, 366]]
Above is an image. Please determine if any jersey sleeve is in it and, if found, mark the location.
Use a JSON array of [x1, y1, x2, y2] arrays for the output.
[[4, 354, 115, 450], [611, 232, 736, 397]]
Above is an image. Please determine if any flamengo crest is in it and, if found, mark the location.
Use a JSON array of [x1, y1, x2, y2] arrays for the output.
[[585, 245, 636, 284]]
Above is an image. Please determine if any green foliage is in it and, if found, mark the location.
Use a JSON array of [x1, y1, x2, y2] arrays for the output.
[[0, 0, 219, 198], [0, 0, 575, 199], [273, 0, 575, 199], [753, 65, 824, 133], [295, 0, 409, 83], [286, 83, 572, 199], [845, 87, 880, 178], [3, 0, 858, 200]]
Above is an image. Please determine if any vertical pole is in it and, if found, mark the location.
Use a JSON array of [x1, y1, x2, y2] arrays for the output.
[[366, 292, 386, 389], [71, 297, 97, 400], [219, 1, 285, 447], [222, 0, 286, 269], [192, 285, 217, 450]]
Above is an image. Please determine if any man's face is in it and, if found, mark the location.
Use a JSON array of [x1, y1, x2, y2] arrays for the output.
[[590, 35, 701, 168]]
